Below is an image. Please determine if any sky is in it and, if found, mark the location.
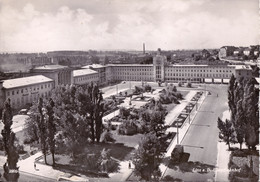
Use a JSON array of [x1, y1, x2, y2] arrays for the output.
[[0, 0, 259, 52]]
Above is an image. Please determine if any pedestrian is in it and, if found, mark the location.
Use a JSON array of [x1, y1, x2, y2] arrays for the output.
[[128, 161, 131, 169], [34, 163, 36, 170]]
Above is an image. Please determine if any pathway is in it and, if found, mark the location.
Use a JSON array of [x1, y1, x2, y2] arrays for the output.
[[215, 109, 231, 182]]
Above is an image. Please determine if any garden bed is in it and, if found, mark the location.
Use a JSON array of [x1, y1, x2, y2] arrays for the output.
[[171, 114, 188, 128], [131, 96, 152, 102]]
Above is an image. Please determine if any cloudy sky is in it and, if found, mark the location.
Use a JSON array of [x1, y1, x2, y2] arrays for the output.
[[0, 0, 259, 52]]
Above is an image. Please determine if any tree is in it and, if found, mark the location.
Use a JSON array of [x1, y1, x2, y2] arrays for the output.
[[217, 118, 235, 150], [36, 98, 48, 164], [242, 80, 259, 149], [228, 74, 236, 121], [234, 100, 246, 150], [133, 133, 163, 181], [46, 98, 56, 166], [51, 85, 91, 156], [1, 98, 19, 181], [86, 83, 107, 143]]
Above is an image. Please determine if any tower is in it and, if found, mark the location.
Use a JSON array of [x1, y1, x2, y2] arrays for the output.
[[143, 43, 145, 54]]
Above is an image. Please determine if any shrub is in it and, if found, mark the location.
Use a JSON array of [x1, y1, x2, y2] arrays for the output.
[[118, 119, 139, 135], [119, 107, 130, 119], [144, 84, 152, 92], [102, 131, 115, 143], [186, 82, 192, 88], [171, 145, 184, 163], [17, 144, 26, 154], [162, 175, 182, 181]]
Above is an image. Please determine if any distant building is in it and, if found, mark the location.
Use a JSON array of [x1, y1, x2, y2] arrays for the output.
[[254, 50, 259, 56], [219, 46, 236, 58], [31, 65, 73, 87], [73, 69, 99, 85], [243, 48, 252, 56], [234, 65, 252, 79], [0, 75, 54, 109], [233, 48, 244, 56], [201, 49, 210, 59], [82, 64, 106, 85]]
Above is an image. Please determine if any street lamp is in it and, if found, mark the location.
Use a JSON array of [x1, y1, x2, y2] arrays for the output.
[[177, 124, 179, 144]]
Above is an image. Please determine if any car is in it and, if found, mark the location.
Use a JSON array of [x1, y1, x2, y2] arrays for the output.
[[18, 109, 28, 115], [57, 173, 89, 182]]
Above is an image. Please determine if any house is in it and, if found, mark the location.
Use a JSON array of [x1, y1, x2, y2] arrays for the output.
[[218, 46, 236, 58], [243, 48, 252, 56]]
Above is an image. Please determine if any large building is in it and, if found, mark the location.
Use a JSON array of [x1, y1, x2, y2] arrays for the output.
[[73, 69, 99, 85], [31, 65, 73, 87], [0, 75, 54, 109], [82, 64, 106, 85], [104, 51, 252, 84], [0, 52, 253, 110]]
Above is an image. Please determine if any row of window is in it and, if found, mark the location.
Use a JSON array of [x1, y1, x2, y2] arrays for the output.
[[165, 69, 233, 73], [165, 73, 231, 78], [7, 82, 53, 96], [113, 68, 153, 72], [114, 76, 153, 81], [75, 75, 98, 82], [11, 91, 52, 109], [115, 72, 153, 76]]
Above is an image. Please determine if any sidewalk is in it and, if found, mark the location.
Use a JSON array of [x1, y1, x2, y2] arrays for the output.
[[215, 109, 231, 182], [17, 152, 62, 180]]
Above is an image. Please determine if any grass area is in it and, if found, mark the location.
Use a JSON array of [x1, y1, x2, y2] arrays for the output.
[[164, 103, 177, 112], [178, 90, 189, 98], [112, 131, 143, 148]]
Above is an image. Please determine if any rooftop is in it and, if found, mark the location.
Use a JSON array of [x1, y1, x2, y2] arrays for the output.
[[34, 64, 68, 70], [235, 65, 252, 70], [82, 64, 105, 69], [73, 69, 98, 77], [107, 64, 153, 67], [3, 75, 53, 89]]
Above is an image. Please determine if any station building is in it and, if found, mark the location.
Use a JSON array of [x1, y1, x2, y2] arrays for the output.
[[105, 51, 252, 84], [0, 52, 253, 110]]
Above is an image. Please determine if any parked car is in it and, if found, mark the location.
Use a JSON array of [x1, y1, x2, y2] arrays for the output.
[[18, 109, 28, 115], [57, 173, 89, 182]]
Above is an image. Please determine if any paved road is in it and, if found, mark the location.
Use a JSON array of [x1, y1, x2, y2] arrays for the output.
[[0, 168, 55, 182], [163, 84, 229, 181]]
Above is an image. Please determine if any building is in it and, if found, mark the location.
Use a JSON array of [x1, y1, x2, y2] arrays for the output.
[[73, 69, 99, 85], [234, 65, 252, 79], [219, 46, 236, 58], [81, 64, 106, 85], [31, 65, 73, 87], [0, 50, 253, 110], [105, 51, 252, 84], [0, 75, 54, 109], [243, 48, 252, 56]]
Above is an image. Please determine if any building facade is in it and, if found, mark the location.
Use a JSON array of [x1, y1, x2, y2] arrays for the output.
[[82, 64, 106, 85], [73, 69, 99, 85], [0, 75, 54, 109], [31, 65, 73, 87]]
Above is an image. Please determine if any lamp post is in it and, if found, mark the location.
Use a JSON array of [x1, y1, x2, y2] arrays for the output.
[[177, 124, 179, 144], [116, 84, 118, 96], [188, 108, 191, 124]]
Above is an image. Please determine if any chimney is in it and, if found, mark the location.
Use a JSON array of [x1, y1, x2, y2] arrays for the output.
[[143, 43, 145, 54]]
